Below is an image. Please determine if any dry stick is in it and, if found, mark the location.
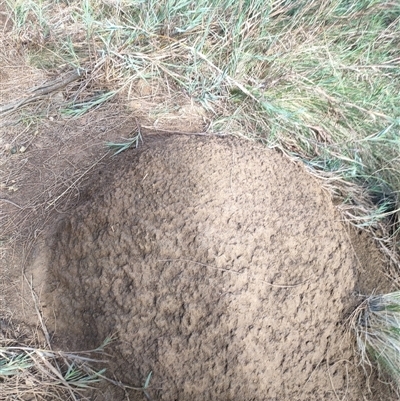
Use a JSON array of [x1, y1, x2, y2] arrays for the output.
[[32, 351, 80, 401], [303, 356, 325, 388], [326, 357, 351, 401], [0, 198, 23, 209], [97, 375, 150, 392], [142, 126, 212, 136], [4, 346, 103, 362], [0, 68, 84, 114], [185, 46, 260, 103], [25, 275, 52, 349], [159, 258, 310, 288]]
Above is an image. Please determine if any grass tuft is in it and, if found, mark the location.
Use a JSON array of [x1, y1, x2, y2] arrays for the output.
[[2, 1, 399, 253], [106, 131, 143, 155], [61, 91, 117, 118], [352, 292, 400, 391], [0, 338, 111, 401]]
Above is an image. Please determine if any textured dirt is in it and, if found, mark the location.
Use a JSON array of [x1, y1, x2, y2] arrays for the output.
[[33, 136, 392, 401], [0, 6, 395, 399]]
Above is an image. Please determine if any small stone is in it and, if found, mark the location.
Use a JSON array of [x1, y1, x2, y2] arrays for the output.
[[19, 146, 27, 153]]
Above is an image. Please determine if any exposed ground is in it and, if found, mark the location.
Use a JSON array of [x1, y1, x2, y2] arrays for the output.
[[1, 1, 400, 400], [28, 136, 393, 400], [0, 62, 397, 401]]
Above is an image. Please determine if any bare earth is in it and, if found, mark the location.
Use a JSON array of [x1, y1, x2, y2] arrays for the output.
[[0, 7, 396, 399], [29, 136, 392, 400]]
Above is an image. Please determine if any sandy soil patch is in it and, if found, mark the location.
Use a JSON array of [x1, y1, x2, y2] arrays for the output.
[[29, 136, 393, 400]]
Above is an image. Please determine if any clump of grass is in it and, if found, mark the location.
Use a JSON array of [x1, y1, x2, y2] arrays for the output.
[[106, 131, 142, 155], [352, 291, 400, 390], [61, 91, 117, 118], [0, 339, 110, 401], [0, 332, 153, 400], [3, 1, 399, 257]]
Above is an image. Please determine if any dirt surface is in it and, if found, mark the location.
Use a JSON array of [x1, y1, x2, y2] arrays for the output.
[[0, 5, 396, 399], [27, 136, 391, 401]]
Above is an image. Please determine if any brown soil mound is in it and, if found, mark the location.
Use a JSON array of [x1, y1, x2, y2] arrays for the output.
[[37, 136, 383, 400]]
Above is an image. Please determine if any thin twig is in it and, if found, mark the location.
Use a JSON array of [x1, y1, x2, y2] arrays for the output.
[[141, 125, 214, 136], [158, 258, 310, 288], [0, 198, 23, 209], [25, 275, 52, 349], [0, 69, 84, 114]]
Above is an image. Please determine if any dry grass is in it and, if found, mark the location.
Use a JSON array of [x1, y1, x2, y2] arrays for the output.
[[0, 294, 110, 401], [350, 291, 400, 396], [2, 1, 398, 256], [0, 342, 108, 401], [0, 278, 153, 400], [0, 339, 152, 400]]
